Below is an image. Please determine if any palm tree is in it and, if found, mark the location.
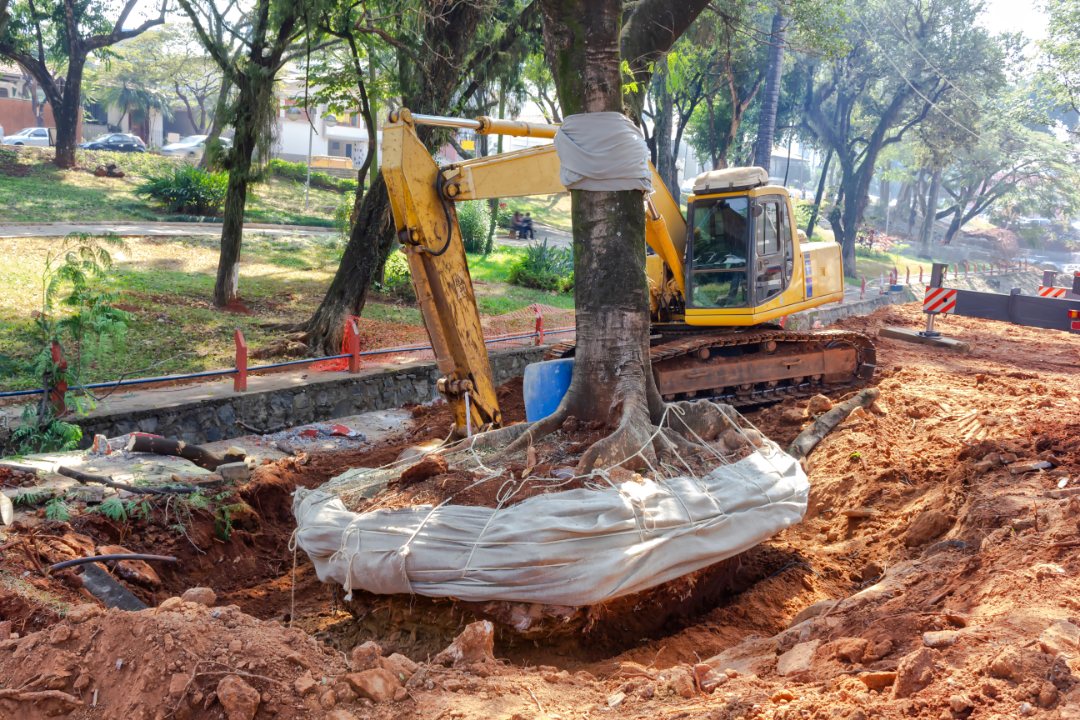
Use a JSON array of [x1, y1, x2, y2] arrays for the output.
[[99, 82, 174, 141], [753, 12, 787, 172]]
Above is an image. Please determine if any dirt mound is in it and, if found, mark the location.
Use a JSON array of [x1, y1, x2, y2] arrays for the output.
[[0, 599, 347, 719]]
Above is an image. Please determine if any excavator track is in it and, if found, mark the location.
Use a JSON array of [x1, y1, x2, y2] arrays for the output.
[[546, 328, 876, 409]]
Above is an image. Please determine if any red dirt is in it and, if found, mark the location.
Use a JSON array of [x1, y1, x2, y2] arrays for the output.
[[6, 303, 1080, 720]]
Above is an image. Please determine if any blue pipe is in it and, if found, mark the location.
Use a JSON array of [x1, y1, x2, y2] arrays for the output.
[[0, 328, 575, 398]]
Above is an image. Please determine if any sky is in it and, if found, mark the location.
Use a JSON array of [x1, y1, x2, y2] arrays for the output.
[[977, 0, 1049, 40]]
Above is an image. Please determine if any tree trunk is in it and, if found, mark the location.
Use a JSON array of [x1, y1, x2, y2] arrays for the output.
[[879, 178, 890, 213], [653, 57, 677, 197], [753, 12, 786, 171], [212, 80, 258, 308], [532, 0, 667, 471], [52, 57, 86, 169], [805, 148, 832, 239], [907, 169, 925, 232], [485, 81, 506, 254], [918, 168, 942, 257]]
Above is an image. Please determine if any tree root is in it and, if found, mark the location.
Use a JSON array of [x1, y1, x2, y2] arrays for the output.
[[787, 388, 880, 460]]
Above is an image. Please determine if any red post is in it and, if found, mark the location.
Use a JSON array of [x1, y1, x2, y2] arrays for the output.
[[906, 266, 910, 284], [347, 318, 360, 374], [919, 267, 923, 284], [963, 260, 968, 276], [50, 341, 68, 415], [534, 304, 545, 346], [860, 276, 866, 299], [234, 329, 247, 392], [954, 263, 959, 279]]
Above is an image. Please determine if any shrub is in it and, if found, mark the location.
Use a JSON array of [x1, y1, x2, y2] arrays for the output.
[[135, 165, 228, 215], [266, 158, 357, 192], [333, 195, 355, 240], [375, 250, 415, 301], [457, 199, 492, 254], [506, 239, 574, 293]]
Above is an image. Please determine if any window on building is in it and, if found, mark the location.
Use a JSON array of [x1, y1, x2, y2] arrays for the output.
[[331, 141, 340, 150], [0, 88, 8, 98], [350, 114, 358, 127]]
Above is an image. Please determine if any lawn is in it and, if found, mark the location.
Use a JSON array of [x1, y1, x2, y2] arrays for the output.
[[502, 193, 573, 231], [0, 146, 348, 227], [0, 235, 569, 394]]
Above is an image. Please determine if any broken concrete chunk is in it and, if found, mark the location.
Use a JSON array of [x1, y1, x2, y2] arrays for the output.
[[217, 462, 252, 482]]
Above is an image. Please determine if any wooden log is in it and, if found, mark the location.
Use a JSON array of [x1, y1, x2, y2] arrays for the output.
[[787, 388, 880, 461], [126, 435, 244, 470], [56, 466, 197, 495]]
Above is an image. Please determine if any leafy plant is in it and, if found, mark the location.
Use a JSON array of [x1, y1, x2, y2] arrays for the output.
[[457, 200, 492, 254], [333, 196, 355, 241], [135, 165, 228, 215], [506, 239, 574, 293], [266, 158, 358, 192], [14, 490, 53, 506], [374, 250, 415, 302], [13, 233, 128, 452], [45, 497, 72, 522], [92, 497, 128, 522]]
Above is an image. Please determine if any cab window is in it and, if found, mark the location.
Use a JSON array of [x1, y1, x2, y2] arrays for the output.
[[688, 196, 749, 308]]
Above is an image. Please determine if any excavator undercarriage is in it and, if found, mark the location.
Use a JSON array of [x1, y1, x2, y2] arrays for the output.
[[547, 327, 876, 409]]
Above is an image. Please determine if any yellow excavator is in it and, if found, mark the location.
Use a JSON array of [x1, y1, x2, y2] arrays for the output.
[[381, 109, 876, 436]]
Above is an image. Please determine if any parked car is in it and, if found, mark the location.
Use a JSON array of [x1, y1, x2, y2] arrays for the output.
[[2, 127, 50, 147], [160, 134, 231, 160], [78, 133, 146, 153]]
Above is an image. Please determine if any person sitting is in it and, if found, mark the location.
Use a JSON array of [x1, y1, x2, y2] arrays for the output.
[[520, 213, 535, 240], [508, 211, 524, 237]]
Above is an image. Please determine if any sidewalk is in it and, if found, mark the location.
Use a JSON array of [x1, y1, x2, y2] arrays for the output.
[[0, 221, 337, 238], [496, 222, 572, 249]]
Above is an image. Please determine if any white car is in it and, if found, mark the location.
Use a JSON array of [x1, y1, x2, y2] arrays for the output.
[[160, 135, 230, 160], [2, 127, 50, 147]]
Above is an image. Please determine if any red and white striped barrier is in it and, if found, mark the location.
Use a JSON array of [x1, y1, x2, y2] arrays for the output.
[[1039, 286, 1067, 299], [923, 287, 957, 314]]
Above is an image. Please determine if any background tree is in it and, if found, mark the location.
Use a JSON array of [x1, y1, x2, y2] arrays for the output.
[[302, 0, 541, 354], [178, 0, 329, 309], [797, 0, 1003, 275], [754, 11, 787, 170], [0, 0, 166, 168]]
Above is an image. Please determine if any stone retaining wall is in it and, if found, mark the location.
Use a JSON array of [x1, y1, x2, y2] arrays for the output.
[[68, 346, 547, 448]]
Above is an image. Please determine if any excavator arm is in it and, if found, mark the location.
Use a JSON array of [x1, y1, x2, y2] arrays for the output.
[[381, 109, 688, 436]]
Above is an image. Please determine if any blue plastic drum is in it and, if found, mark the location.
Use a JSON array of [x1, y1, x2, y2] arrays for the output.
[[522, 357, 575, 422]]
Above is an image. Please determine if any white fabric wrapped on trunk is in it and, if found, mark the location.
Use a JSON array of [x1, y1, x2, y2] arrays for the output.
[[291, 440, 808, 607], [553, 111, 652, 193]]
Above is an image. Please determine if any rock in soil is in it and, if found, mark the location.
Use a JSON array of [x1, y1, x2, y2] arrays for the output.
[[217, 674, 261, 720], [893, 648, 937, 698], [393, 453, 449, 488], [181, 587, 217, 606], [433, 620, 496, 668]]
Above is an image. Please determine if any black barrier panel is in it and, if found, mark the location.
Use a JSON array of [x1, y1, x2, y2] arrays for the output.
[[949, 287, 1080, 334]]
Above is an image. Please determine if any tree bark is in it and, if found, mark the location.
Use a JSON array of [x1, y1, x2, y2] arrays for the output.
[[199, 75, 232, 169], [212, 78, 258, 308], [805, 148, 832, 239], [918, 168, 942, 258], [753, 12, 787, 171], [653, 58, 677, 197], [526, 0, 672, 472]]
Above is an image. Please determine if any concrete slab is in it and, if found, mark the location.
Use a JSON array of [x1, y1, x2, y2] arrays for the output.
[[878, 326, 973, 352]]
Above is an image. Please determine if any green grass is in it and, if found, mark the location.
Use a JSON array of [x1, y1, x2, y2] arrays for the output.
[[0, 146, 349, 226], [502, 194, 572, 231], [847, 244, 938, 284], [0, 238, 571, 394]]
